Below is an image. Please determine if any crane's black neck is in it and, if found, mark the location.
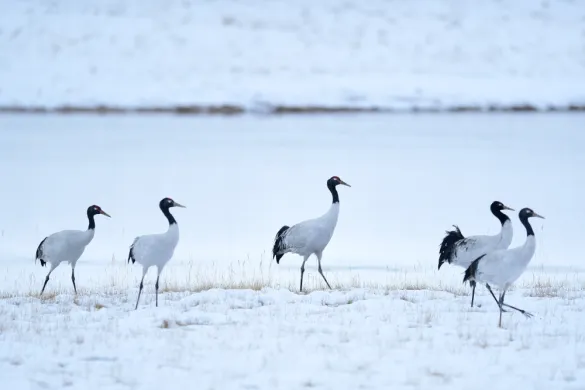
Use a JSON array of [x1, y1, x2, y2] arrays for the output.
[[519, 214, 534, 237], [491, 208, 510, 226], [161, 205, 177, 225], [87, 213, 96, 230], [328, 184, 339, 204]]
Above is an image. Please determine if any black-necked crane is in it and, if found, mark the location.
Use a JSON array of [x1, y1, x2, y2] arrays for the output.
[[272, 176, 350, 292], [35, 205, 111, 295], [438, 200, 514, 307], [464, 207, 544, 327], [128, 197, 185, 310]]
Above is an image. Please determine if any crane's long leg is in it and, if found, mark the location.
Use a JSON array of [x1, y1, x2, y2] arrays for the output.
[[499, 290, 533, 318], [299, 256, 309, 292], [315, 251, 332, 290], [40, 263, 59, 296], [135, 268, 147, 310], [71, 267, 77, 294], [470, 280, 476, 307], [485, 284, 508, 312], [155, 274, 160, 307], [40, 274, 51, 295], [498, 290, 505, 328]]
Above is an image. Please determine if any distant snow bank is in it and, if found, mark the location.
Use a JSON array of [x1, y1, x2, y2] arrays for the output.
[[1, 0, 584, 112]]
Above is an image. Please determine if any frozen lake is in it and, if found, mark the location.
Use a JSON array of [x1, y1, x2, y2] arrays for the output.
[[0, 113, 584, 293]]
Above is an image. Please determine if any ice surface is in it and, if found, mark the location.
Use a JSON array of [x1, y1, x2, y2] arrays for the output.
[[1, 0, 584, 109]]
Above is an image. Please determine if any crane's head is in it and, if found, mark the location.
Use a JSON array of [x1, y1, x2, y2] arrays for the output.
[[160, 197, 187, 210], [87, 205, 111, 218], [327, 176, 351, 188], [519, 208, 545, 220], [490, 201, 514, 213]]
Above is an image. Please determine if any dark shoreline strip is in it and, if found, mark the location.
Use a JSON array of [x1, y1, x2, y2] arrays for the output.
[[0, 104, 583, 115]]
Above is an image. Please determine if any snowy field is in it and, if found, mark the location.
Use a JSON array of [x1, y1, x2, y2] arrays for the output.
[[2, 285, 585, 389], [1, 113, 585, 389], [1, 0, 584, 111]]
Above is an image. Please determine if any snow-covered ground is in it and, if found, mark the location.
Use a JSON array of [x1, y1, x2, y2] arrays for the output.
[[1, 113, 584, 388], [2, 284, 585, 389], [1, 0, 584, 110]]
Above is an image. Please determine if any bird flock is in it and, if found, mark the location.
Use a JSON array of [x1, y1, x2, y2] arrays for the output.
[[31, 175, 544, 327]]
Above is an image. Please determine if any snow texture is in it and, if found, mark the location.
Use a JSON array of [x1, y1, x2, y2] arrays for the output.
[[1, 0, 584, 109], [1, 286, 585, 389]]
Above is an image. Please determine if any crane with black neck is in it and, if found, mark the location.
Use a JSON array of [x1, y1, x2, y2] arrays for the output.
[[128, 197, 186, 310], [272, 176, 350, 292], [438, 200, 514, 307], [35, 205, 111, 295], [464, 207, 544, 328]]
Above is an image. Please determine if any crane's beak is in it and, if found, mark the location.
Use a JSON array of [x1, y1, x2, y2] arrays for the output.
[[100, 210, 111, 218], [339, 180, 351, 187], [174, 202, 186, 208], [503, 205, 515, 211], [533, 212, 545, 219]]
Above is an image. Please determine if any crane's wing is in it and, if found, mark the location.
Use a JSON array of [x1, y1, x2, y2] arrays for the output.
[[471, 249, 509, 285], [280, 220, 321, 253], [35, 230, 82, 262], [452, 233, 505, 268], [127, 233, 164, 264]]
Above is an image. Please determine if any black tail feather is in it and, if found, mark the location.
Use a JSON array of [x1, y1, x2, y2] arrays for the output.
[[128, 237, 138, 264], [463, 254, 485, 285], [128, 247, 135, 264], [272, 225, 290, 264], [438, 225, 464, 270], [35, 237, 47, 267]]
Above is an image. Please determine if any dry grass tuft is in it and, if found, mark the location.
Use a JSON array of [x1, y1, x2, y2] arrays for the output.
[[399, 294, 416, 303], [519, 274, 580, 298], [2, 260, 585, 301], [161, 279, 268, 293], [37, 291, 58, 301], [161, 257, 277, 293], [160, 319, 192, 328]]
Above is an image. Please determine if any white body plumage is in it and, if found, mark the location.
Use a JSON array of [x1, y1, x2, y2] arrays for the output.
[[470, 236, 535, 290], [37, 229, 95, 268], [277, 202, 340, 259], [128, 223, 179, 270]]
